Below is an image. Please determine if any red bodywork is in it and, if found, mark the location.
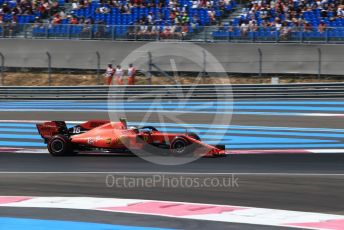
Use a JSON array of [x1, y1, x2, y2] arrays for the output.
[[37, 119, 226, 157]]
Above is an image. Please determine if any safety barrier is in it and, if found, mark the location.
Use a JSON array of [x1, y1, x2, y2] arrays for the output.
[[1, 40, 344, 76], [1, 83, 344, 100]]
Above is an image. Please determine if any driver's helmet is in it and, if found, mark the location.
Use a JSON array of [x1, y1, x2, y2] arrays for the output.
[[129, 126, 139, 134]]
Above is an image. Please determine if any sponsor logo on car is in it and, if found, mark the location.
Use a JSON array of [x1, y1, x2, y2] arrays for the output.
[[105, 138, 112, 145]]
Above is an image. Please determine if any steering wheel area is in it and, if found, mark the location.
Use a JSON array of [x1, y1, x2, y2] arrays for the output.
[[139, 126, 159, 133]]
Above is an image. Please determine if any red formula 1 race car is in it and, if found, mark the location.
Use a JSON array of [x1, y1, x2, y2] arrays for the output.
[[36, 119, 226, 157]]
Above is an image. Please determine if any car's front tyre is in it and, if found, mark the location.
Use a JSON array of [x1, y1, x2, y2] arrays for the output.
[[170, 137, 192, 156]]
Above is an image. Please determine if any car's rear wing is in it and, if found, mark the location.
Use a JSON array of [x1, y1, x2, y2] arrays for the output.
[[37, 120, 112, 143], [36, 121, 68, 143]]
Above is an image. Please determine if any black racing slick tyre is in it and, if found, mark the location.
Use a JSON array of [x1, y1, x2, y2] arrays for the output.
[[170, 137, 192, 156], [187, 132, 201, 141], [47, 135, 74, 156]]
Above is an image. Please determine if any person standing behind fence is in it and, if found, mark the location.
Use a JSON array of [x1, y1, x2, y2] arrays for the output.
[[104, 64, 115, 85], [115, 65, 124, 85], [127, 63, 136, 85]]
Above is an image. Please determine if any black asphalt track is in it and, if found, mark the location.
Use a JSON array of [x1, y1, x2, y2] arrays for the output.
[[1, 152, 344, 174]]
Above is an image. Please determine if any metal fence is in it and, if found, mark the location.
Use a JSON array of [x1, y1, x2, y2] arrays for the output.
[[1, 23, 344, 43], [3, 83, 344, 100], [0, 46, 337, 86]]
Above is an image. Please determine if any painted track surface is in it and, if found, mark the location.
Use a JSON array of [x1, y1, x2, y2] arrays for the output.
[[1, 99, 344, 229], [0, 207, 289, 230], [5, 99, 344, 150]]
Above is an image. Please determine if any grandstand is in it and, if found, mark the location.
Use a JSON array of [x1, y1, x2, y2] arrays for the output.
[[1, 0, 344, 42], [0, 0, 236, 40], [213, 0, 344, 41]]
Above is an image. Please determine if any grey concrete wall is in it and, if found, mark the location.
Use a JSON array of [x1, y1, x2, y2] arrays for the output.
[[0, 39, 343, 75]]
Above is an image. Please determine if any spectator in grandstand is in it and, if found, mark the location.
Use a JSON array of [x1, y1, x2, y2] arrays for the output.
[[291, 19, 301, 32], [81, 18, 92, 34], [127, 22, 135, 38], [127, 63, 136, 85], [227, 21, 234, 32], [95, 20, 106, 37], [191, 13, 200, 30], [174, 23, 183, 38], [320, 9, 328, 19], [158, 0, 165, 8], [20, 0, 34, 15], [318, 21, 327, 33], [72, 0, 79, 10], [259, 20, 269, 29], [78, 0, 90, 8], [50, 1, 61, 16], [33, 16, 44, 29], [273, 17, 282, 31], [119, 4, 130, 14], [181, 12, 189, 24], [192, 0, 199, 9], [304, 22, 313, 32], [1, 3, 11, 14], [161, 22, 172, 38], [175, 12, 183, 24], [70, 16, 79, 24], [51, 14, 62, 25], [217, 21, 225, 31], [208, 9, 216, 24], [78, 16, 85, 24], [97, 5, 110, 14], [280, 21, 291, 39], [147, 12, 154, 24], [169, 0, 178, 10], [115, 65, 124, 85], [240, 20, 249, 36], [137, 19, 148, 37], [338, 6, 344, 18], [149, 24, 159, 37], [181, 23, 189, 38], [170, 23, 179, 37], [12, 5, 22, 15], [104, 63, 115, 86], [38, 1, 51, 19], [248, 20, 258, 32]]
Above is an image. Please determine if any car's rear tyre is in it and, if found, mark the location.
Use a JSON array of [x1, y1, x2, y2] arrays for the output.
[[187, 132, 201, 141], [48, 135, 74, 156], [170, 137, 192, 156]]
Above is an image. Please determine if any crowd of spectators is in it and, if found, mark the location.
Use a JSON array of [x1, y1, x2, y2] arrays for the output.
[[127, 20, 192, 39], [126, 9, 199, 39], [0, 0, 63, 23], [226, 0, 344, 39], [69, 0, 235, 38], [3, 0, 344, 40], [0, 0, 235, 39]]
